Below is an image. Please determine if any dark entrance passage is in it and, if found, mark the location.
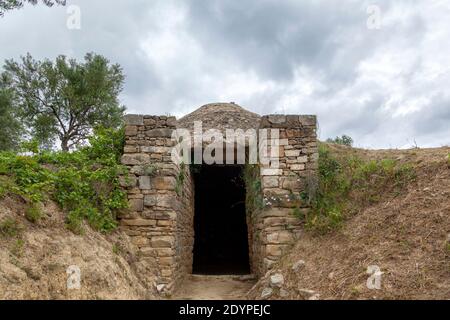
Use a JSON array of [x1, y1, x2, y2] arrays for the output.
[[192, 165, 250, 274]]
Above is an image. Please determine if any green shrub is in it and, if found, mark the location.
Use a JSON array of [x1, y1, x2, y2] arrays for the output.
[[0, 127, 128, 233]]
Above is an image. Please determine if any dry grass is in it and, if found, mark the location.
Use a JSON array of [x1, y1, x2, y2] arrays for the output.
[[248, 145, 450, 300]]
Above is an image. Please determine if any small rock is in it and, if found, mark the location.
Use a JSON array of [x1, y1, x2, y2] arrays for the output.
[[270, 273, 284, 288], [261, 287, 273, 299], [298, 289, 316, 299], [309, 293, 320, 300], [238, 274, 256, 281], [328, 272, 335, 280], [292, 260, 305, 272], [156, 284, 165, 293], [280, 289, 290, 298]]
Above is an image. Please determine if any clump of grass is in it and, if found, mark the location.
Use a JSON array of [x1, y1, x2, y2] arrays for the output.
[[0, 217, 21, 238], [10, 238, 25, 257], [112, 242, 124, 255], [175, 162, 186, 196], [25, 202, 43, 223], [0, 176, 15, 199], [301, 143, 416, 234]]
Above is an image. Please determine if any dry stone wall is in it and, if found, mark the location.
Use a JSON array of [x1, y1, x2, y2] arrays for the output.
[[119, 115, 194, 295], [249, 115, 318, 275], [120, 111, 317, 293]]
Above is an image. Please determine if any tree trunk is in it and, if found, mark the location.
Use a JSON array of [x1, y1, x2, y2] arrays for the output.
[[61, 137, 69, 152]]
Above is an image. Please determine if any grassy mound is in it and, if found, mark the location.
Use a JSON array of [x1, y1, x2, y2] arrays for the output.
[[301, 143, 416, 233]]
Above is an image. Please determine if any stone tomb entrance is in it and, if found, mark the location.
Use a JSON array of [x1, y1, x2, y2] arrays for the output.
[[192, 164, 250, 275], [120, 103, 318, 295]]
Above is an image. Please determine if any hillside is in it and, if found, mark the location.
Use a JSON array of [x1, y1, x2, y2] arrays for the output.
[[0, 143, 448, 300], [0, 195, 153, 299], [248, 145, 450, 300], [0, 129, 155, 299]]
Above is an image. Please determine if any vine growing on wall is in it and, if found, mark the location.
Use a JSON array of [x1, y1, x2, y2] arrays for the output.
[[175, 162, 186, 196], [243, 164, 264, 219]]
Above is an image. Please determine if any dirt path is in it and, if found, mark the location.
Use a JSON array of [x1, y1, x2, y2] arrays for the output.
[[172, 275, 256, 300]]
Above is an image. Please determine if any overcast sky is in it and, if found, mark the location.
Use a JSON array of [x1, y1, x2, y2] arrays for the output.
[[1, 0, 449, 148]]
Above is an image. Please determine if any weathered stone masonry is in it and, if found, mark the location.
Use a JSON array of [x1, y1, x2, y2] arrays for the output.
[[250, 114, 318, 276], [119, 104, 317, 294], [119, 115, 194, 294]]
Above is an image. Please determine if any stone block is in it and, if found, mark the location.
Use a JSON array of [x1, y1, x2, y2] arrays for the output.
[[161, 268, 173, 277], [261, 168, 283, 176], [297, 155, 308, 163], [121, 218, 155, 226], [152, 176, 176, 190], [298, 115, 316, 126], [144, 194, 157, 207], [268, 115, 286, 124], [155, 248, 175, 257], [262, 176, 279, 188], [139, 176, 151, 190], [144, 118, 156, 126], [280, 176, 301, 191], [151, 236, 175, 248], [290, 164, 305, 171], [285, 150, 300, 157], [146, 128, 173, 138], [266, 231, 294, 244], [141, 146, 171, 154], [121, 153, 150, 165], [131, 236, 149, 246], [119, 175, 137, 188], [156, 194, 175, 208], [159, 257, 175, 265], [125, 125, 138, 136], [124, 145, 138, 153], [166, 116, 177, 127], [128, 199, 143, 212], [266, 245, 284, 257], [125, 114, 144, 126]]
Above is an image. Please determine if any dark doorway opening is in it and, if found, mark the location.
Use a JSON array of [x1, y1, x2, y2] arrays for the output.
[[192, 165, 250, 275]]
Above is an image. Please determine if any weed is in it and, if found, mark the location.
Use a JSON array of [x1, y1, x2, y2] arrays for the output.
[[0, 217, 21, 237], [243, 164, 264, 218], [10, 238, 24, 257], [25, 202, 43, 223], [175, 163, 186, 196], [112, 242, 123, 255]]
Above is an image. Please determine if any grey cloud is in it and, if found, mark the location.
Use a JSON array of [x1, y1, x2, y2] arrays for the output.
[[0, 0, 448, 148]]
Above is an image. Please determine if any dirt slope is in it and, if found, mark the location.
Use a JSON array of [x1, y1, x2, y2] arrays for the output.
[[0, 196, 154, 300], [248, 146, 450, 300]]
